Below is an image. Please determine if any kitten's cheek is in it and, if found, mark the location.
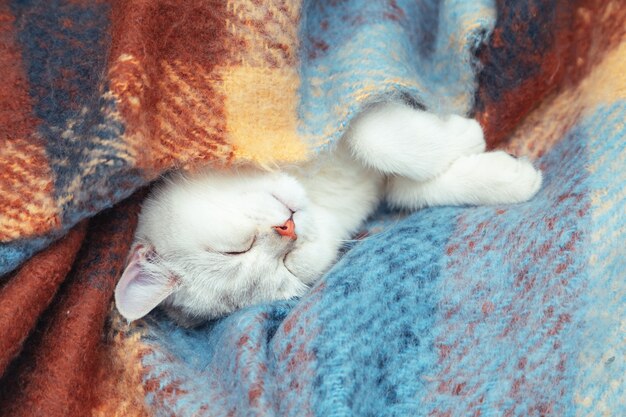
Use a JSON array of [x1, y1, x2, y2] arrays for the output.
[[292, 212, 305, 238], [292, 211, 314, 240]]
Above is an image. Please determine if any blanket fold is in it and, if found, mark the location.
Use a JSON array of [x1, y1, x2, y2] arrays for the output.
[[0, 1, 624, 416]]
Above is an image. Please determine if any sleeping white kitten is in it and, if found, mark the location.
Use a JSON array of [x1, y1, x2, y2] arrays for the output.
[[115, 102, 542, 326]]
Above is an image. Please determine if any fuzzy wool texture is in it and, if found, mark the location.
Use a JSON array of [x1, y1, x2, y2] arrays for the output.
[[0, 223, 87, 375], [0, 195, 142, 417], [0, 0, 625, 416]]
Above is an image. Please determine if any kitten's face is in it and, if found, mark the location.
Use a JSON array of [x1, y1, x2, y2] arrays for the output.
[[115, 169, 332, 326]]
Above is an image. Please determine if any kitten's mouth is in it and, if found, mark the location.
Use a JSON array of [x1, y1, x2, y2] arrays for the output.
[[282, 252, 297, 277]]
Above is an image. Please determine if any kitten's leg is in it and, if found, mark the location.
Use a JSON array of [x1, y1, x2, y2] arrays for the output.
[[346, 102, 486, 181], [386, 151, 543, 209]]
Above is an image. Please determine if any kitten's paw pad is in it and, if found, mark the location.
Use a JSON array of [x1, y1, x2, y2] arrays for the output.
[[449, 151, 543, 204]]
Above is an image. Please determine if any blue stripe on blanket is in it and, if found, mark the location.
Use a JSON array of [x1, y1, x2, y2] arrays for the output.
[[308, 208, 454, 416], [425, 122, 593, 416], [298, 0, 495, 149], [570, 102, 626, 414], [0, 234, 60, 276], [1, 0, 144, 275]]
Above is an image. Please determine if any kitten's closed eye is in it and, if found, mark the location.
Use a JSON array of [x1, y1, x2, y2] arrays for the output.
[[223, 236, 256, 255]]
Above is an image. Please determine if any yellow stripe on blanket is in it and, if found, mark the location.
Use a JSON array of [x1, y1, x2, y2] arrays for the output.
[[220, 66, 309, 165], [218, 0, 309, 166]]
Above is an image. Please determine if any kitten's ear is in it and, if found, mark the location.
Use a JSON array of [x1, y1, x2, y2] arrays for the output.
[[115, 244, 178, 322]]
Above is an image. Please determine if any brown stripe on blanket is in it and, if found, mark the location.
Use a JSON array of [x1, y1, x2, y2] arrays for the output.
[[476, 0, 626, 148], [0, 3, 60, 242], [107, 0, 308, 176], [107, 0, 235, 176], [0, 194, 141, 417], [0, 223, 87, 377]]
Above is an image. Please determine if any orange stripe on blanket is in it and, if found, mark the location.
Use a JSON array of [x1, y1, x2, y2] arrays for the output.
[[0, 5, 60, 242], [91, 314, 153, 417]]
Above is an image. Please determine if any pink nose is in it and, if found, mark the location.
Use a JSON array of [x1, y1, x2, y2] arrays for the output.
[[273, 218, 297, 240]]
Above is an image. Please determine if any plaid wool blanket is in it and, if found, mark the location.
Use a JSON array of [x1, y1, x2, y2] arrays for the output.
[[0, 0, 625, 416]]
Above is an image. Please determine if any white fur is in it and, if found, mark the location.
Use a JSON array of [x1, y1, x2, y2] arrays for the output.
[[115, 102, 542, 326]]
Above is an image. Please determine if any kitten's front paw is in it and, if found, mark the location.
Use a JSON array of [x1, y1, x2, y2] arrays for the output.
[[449, 151, 543, 205], [446, 115, 486, 156]]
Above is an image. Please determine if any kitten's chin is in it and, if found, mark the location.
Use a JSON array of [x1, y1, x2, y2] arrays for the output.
[[282, 249, 330, 286]]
